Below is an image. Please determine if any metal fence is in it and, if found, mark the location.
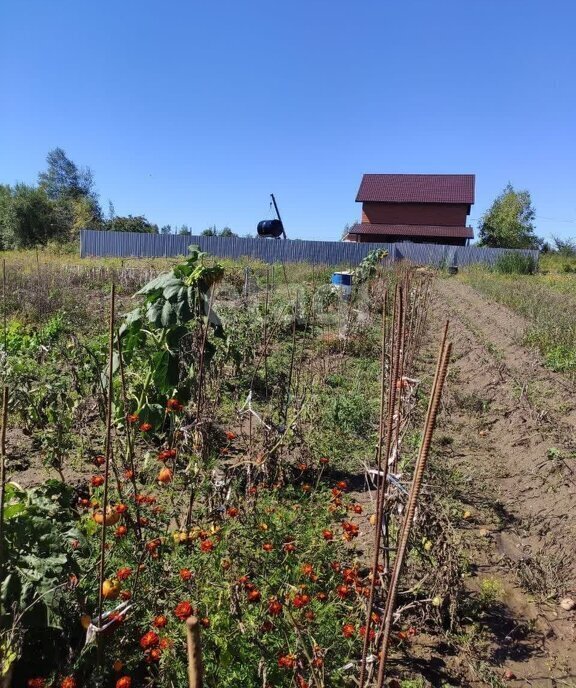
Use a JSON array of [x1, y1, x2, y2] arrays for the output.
[[80, 230, 539, 268]]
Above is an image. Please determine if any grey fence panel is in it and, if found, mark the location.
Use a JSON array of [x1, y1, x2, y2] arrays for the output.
[[80, 230, 539, 267], [394, 242, 539, 268], [80, 230, 393, 265]]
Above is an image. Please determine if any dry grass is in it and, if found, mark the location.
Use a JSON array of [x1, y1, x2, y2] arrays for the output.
[[459, 265, 576, 376]]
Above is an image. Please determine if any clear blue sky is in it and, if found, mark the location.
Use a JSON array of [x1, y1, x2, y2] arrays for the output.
[[1, 0, 575, 242]]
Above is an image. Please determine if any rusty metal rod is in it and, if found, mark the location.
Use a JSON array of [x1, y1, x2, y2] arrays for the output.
[[380, 285, 404, 574], [358, 292, 388, 688], [358, 284, 403, 688], [376, 330, 452, 687]]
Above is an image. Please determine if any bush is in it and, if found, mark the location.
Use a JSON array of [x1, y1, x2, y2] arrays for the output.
[[493, 252, 537, 275]]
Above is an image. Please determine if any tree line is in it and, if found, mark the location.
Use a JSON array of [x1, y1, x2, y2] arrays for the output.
[[0, 148, 241, 249]]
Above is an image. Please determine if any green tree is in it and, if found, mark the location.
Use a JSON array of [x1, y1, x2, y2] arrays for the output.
[[38, 147, 95, 201], [178, 224, 192, 235], [552, 236, 576, 256], [160, 224, 172, 234], [0, 184, 61, 248], [105, 215, 158, 233], [38, 148, 103, 236], [201, 225, 237, 237], [478, 184, 541, 249]]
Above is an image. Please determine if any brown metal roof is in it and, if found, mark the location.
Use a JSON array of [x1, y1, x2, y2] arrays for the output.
[[346, 223, 474, 239], [356, 174, 475, 204]]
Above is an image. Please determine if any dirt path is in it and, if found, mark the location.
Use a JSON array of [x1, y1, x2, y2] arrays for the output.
[[428, 277, 576, 687]]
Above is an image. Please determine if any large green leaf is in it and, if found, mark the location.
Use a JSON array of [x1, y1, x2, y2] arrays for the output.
[[161, 300, 177, 327], [152, 350, 179, 393], [138, 402, 165, 428], [146, 300, 164, 326], [163, 281, 185, 301], [135, 271, 178, 296], [118, 307, 142, 337]]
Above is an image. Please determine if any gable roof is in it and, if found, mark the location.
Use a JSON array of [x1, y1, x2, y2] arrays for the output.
[[356, 174, 475, 204], [346, 223, 474, 239]]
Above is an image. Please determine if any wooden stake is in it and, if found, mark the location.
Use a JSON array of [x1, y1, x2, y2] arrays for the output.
[[186, 616, 204, 687]]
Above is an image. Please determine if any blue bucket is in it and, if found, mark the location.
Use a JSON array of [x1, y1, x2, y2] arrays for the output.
[[331, 272, 352, 286], [331, 272, 353, 299]]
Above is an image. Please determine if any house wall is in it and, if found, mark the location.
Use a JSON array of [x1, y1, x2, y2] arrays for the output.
[[350, 233, 468, 246], [361, 202, 470, 226]]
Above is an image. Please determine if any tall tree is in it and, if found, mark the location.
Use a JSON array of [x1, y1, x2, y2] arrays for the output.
[[38, 148, 103, 234], [478, 184, 541, 249], [38, 147, 94, 200]]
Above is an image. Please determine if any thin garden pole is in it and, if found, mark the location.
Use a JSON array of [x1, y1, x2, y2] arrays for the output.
[[380, 285, 404, 574], [116, 331, 142, 542], [195, 286, 215, 419], [358, 293, 387, 688], [2, 259, 7, 352], [97, 284, 116, 663], [283, 294, 299, 427], [186, 286, 215, 532], [376, 330, 452, 687], [391, 277, 409, 473], [0, 387, 9, 599]]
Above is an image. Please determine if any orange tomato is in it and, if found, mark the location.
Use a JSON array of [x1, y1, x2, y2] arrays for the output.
[[93, 507, 121, 527], [102, 579, 121, 600], [158, 467, 173, 483]]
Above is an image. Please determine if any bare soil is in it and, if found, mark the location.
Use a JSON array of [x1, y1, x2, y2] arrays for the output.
[[424, 277, 576, 686]]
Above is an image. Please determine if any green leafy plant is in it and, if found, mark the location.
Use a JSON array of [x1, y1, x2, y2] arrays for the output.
[[119, 247, 225, 425], [1, 481, 83, 681]]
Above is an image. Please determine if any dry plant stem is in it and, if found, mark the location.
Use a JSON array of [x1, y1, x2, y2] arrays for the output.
[[195, 286, 215, 417], [0, 387, 9, 598], [2, 259, 7, 351], [116, 332, 142, 541], [293, 305, 312, 405], [248, 301, 289, 392], [263, 267, 270, 397], [283, 295, 299, 426], [97, 284, 116, 663], [186, 616, 204, 688], [376, 331, 452, 688], [358, 294, 387, 688], [186, 287, 215, 531], [391, 279, 408, 473]]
